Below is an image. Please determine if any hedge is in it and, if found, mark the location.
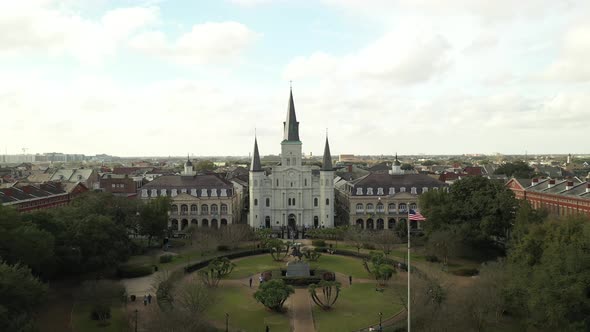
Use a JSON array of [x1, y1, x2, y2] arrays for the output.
[[450, 268, 479, 276], [159, 254, 174, 263], [184, 248, 270, 273], [281, 276, 322, 286], [311, 240, 326, 247], [117, 264, 153, 278]]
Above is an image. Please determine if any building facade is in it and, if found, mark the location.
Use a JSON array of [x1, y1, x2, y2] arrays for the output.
[[507, 178, 590, 217], [336, 158, 448, 230], [249, 89, 335, 230], [141, 160, 237, 231], [0, 182, 71, 212]]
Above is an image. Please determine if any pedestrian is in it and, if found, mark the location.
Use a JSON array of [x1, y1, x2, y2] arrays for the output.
[[249, 277, 253, 288], [143, 295, 147, 306], [349, 275, 352, 285], [265, 325, 270, 332], [147, 293, 152, 304], [259, 275, 264, 284]]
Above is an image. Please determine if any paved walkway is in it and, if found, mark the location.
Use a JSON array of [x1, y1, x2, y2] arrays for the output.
[[289, 288, 315, 332]]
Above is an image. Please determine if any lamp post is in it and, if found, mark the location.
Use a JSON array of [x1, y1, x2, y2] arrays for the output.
[[134, 309, 138, 332], [379, 312, 383, 331], [225, 312, 229, 332]]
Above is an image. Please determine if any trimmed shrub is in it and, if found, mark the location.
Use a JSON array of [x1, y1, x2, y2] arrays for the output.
[[217, 245, 230, 251], [159, 254, 174, 264], [362, 242, 376, 250], [314, 246, 328, 253], [450, 268, 479, 276], [116, 264, 153, 278], [90, 303, 111, 320], [168, 239, 186, 248], [282, 276, 322, 286], [311, 240, 326, 247], [425, 255, 440, 263], [184, 248, 269, 273]]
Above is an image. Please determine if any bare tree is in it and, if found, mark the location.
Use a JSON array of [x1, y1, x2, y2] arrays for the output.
[[191, 228, 219, 257], [345, 226, 366, 254], [217, 224, 252, 249], [373, 230, 400, 256], [175, 277, 212, 314]]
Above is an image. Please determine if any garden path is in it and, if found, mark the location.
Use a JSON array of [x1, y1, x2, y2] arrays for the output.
[[288, 288, 315, 332]]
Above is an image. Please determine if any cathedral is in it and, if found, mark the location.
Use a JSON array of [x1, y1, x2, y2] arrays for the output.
[[249, 89, 335, 230]]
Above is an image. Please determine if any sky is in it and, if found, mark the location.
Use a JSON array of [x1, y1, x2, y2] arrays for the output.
[[1, 0, 589, 157]]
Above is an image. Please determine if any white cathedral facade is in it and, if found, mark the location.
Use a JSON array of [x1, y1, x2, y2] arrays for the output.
[[249, 89, 335, 230]]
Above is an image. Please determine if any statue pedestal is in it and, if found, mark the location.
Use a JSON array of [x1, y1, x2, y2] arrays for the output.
[[285, 261, 310, 277]]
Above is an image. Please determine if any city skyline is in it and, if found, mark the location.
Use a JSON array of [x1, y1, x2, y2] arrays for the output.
[[2, 0, 589, 156]]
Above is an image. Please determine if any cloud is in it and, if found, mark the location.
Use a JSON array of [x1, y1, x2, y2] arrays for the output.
[[543, 21, 590, 82], [283, 27, 451, 84], [0, 2, 159, 64], [129, 22, 259, 65]]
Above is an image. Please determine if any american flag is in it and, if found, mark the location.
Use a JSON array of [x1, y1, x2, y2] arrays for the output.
[[409, 209, 426, 221]]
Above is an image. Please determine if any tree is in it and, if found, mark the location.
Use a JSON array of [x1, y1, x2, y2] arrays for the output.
[[505, 215, 590, 330], [309, 281, 341, 310], [373, 230, 400, 256], [198, 257, 236, 287], [510, 200, 547, 245], [78, 280, 125, 324], [362, 252, 396, 285], [494, 161, 534, 178], [394, 220, 408, 239], [218, 224, 252, 249], [425, 230, 461, 265], [195, 160, 215, 172], [6, 224, 56, 276], [254, 279, 294, 312], [302, 248, 321, 262], [139, 197, 170, 247], [191, 228, 218, 257], [255, 228, 273, 248], [420, 176, 518, 259], [345, 226, 366, 254], [401, 163, 414, 170], [175, 277, 212, 314], [0, 261, 48, 332], [266, 239, 291, 261], [421, 160, 436, 166]]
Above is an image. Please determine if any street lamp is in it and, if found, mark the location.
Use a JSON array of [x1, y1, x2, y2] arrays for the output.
[[225, 312, 229, 332], [379, 312, 383, 331]]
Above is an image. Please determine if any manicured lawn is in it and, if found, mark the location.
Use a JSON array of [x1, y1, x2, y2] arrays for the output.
[[226, 254, 286, 279], [71, 301, 130, 332], [309, 254, 371, 279], [205, 285, 290, 332], [312, 283, 405, 332]]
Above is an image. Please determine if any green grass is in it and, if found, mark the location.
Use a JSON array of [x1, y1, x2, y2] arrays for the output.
[[312, 283, 404, 332], [309, 255, 371, 279], [226, 255, 285, 279], [71, 301, 130, 332], [205, 285, 290, 332]]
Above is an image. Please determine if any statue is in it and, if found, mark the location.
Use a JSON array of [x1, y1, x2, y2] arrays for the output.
[[290, 244, 303, 261]]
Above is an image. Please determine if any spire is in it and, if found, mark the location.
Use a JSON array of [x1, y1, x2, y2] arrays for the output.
[[283, 87, 300, 141], [251, 137, 262, 172], [321, 135, 333, 171], [394, 152, 401, 166]]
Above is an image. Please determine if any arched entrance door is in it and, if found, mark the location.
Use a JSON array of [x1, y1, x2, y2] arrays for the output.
[[265, 216, 271, 228], [211, 219, 218, 229], [313, 216, 319, 228], [356, 219, 364, 229], [288, 214, 296, 229], [366, 218, 374, 230], [376, 218, 384, 230]]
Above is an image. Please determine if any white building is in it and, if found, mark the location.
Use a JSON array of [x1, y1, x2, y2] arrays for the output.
[[249, 89, 335, 230]]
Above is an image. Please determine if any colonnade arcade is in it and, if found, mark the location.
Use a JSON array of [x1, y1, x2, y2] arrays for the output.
[[354, 217, 420, 230], [170, 218, 229, 231]]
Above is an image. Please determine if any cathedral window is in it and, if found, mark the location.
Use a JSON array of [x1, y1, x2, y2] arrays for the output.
[[266, 198, 270, 207], [254, 199, 258, 206], [304, 179, 307, 186], [276, 179, 279, 187], [291, 182, 293, 187], [293, 198, 296, 205], [356, 187, 363, 195], [286, 158, 290, 166], [191, 204, 198, 214], [326, 198, 330, 206], [367, 188, 374, 195], [314, 197, 318, 207]]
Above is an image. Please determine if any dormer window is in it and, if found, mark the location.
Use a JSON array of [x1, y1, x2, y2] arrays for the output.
[[211, 188, 218, 197], [151, 189, 158, 197], [171, 189, 177, 196], [161, 189, 167, 196], [181, 188, 187, 193], [400, 187, 406, 193], [141, 189, 148, 197], [356, 187, 363, 195], [422, 187, 428, 193], [201, 189, 208, 197], [377, 187, 383, 195], [367, 187, 374, 195], [220, 189, 227, 197], [191, 188, 197, 196], [389, 187, 395, 195], [411, 187, 417, 194]]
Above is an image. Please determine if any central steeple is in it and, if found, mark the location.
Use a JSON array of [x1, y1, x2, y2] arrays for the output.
[[283, 87, 300, 142]]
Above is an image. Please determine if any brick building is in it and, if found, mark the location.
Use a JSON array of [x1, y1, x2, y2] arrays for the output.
[[0, 182, 71, 212]]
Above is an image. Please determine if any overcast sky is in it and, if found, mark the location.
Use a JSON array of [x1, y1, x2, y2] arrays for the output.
[[1, 0, 589, 157]]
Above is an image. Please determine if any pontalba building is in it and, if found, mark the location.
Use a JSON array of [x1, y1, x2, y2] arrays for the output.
[[249, 89, 335, 230]]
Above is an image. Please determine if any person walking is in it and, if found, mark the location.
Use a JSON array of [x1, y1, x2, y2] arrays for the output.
[[147, 294, 152, 304], [143, 295, 148, 306], [249, 277, 253, 288], [349, 275, 352, 285]]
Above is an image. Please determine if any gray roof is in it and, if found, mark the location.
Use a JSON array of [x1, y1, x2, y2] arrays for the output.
[[321, 137, 333, 171], [250, 138, 263, 172], [350, 173, 448, 195], [283, 89, 300, 142], [142, 174, 233, 189]]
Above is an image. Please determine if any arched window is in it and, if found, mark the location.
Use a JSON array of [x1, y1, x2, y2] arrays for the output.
[[388, 203, 396, 213], [220, 204, 228, 214], [366, 203, 374, 213], [180, 204, 188, 215], [314, 197, 318, 207], [254, 199, 258, 206], [201, 204, 208, 215], [356, 203, 364, 214], [266, 198, 270, 207], [376, 203, 384, 213], [398, 203, 407, 212], [326, 198, 329, 205], [304, 179, 307, 186], [190, 204, 198, 214], [409, 203, 417, 210], [211, 204, 218, 214], [170, 205, 178, 214]]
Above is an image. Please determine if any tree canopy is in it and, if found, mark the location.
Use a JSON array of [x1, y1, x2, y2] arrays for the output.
[[494, 161, 534, 178], [254, 279, 294, 312]]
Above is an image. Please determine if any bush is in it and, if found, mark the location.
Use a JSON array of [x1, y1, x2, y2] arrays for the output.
[[217, 245, 230, 251], [425, 255, 440, 262], [90, 303, 111, 321], [116, 264, 153, 278], [159, 255, 174, 264], [168, 239, 186, 248], [450, 268, 479, 276], [281, 276, 322, 286], [362, 242, 376, 250], [311, 240, 326, 247], [314, 246, 328, 253]]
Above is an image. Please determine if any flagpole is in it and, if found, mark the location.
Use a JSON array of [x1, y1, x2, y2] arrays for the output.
[[407, 203, 411, 332]]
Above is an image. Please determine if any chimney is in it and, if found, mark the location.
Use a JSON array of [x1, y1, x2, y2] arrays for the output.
[[548, 179, 555, 188], [532, 178, 539, 185], [566, 181, 574, 190]]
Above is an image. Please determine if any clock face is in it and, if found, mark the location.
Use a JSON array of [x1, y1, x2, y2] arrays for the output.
[[288, 171, 295, 177]]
